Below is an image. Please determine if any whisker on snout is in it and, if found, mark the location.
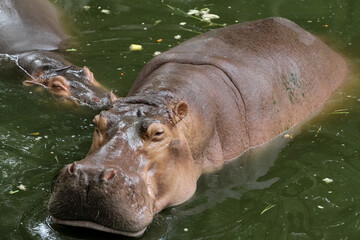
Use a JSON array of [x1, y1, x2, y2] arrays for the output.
[[50, 167, 64, 193]]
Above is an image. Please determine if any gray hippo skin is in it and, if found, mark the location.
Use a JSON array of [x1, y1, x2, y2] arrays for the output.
[[49, 18, 348, 236], [0, 0, 112, 109]]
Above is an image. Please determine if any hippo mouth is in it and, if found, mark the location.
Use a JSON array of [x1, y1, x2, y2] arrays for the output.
[[51, 217, 147, 237]]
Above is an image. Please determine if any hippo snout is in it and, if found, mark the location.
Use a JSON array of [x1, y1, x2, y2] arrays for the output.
[[49, 162, 154, 236], [75, 91, 111, 110]]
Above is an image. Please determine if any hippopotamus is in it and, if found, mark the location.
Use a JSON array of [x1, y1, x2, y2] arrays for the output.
[[49, 17, 348, 236], [0, 0, 113, 109]]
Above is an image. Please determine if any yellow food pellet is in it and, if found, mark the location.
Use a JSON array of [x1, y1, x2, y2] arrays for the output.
[[157, 39, 163, 43], [324, 24, 328, 27], [129, 44, 143, 51], [284, 133, 293, 139], [32, 132, 40, 136]]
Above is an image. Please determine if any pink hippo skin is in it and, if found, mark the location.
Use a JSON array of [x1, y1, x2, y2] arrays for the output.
[[49, 18, 348, 236]]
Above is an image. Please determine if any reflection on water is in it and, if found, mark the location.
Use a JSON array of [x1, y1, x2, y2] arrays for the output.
[[176, 131, 294, 217]]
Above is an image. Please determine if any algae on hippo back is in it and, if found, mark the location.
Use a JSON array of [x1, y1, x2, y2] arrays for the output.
[[49, 17, 348, 237], [0, 0, 113, 109]]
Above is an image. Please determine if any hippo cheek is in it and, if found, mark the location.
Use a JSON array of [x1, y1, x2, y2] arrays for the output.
[[145, 139, 199, 212], [49, 163, 155, 237]]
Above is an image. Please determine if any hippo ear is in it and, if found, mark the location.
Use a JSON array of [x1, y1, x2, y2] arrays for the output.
[[83, 66, 96, 83], [110, 91, 118, 106], [83, 66, 103, 87], [83, 66, 94, 82], [173, 101, 188, 124]]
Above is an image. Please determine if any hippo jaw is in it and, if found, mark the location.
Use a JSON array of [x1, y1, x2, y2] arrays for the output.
[[51, 217, 147, 237], [49, 163, 155, 237]]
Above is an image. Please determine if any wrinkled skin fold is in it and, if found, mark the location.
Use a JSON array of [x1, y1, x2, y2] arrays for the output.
[[49, 18, 348, 236], [0, 0, 112, 109]]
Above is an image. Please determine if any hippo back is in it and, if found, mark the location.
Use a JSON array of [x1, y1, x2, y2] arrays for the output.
[[0, 0, 67, 54], [130, 17, 348, 148]]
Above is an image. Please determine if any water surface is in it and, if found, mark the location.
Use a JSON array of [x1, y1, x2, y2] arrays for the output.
[[1, 0, 360, 239]]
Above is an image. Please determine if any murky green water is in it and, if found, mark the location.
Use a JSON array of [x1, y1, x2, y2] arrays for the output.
[[1, 0, 360, 239]]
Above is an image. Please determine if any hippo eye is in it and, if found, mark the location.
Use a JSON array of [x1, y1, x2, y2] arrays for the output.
[[52, 82, 66, 91], [154, 129, 164, 136], [151, 128, 165, 141], [47, 76, 70, 95], [53, 86, 62, 91]]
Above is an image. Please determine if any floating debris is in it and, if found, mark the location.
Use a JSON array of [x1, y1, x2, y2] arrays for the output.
[[187, 9, 200, 16], [101, 9, 111, 15], [179, 22, 187, 26], [154, 19, 162, 25], [9, 190, 19, 195], [167, 5, 224, 27], [260, 204, 276, 215], [17, 184, 26, 191], [322, 178, 333, 184], [331, 109, 349, 115], [174, 35, 181, 40], [153, 51, 161, 56], [284, 133, 293, 139], [314, 126, 322, 137], [202, 13, 220, 21], [200, 8, 210, 15], [318, 205, 324, 209], [34, 137, 42, 141], [184, 228, 188, 232], [83, 5, 90, 11], [129, 44, 143, 51], [66, 48, 78, 52]]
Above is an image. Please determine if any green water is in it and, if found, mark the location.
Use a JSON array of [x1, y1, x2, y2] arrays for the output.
[[1, 0, 360, 239]]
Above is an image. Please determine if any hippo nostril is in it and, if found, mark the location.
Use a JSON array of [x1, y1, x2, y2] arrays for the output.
[[92, 97, 101, 103], [103, 168, 117, 181], [68, 162, 76, 174]]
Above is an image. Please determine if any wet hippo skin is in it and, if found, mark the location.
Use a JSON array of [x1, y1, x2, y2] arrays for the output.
[[0, 0, 112, 109], [49, 18, 348, 236]]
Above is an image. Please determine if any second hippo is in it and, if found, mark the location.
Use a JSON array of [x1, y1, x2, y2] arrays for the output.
[[0, 0, 113, 109]]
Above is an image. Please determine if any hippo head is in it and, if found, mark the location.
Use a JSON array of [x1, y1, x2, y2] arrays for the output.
[[18, 51, 112, 109], [23, 66, 113, 109], [49, 95, 199, 236]]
